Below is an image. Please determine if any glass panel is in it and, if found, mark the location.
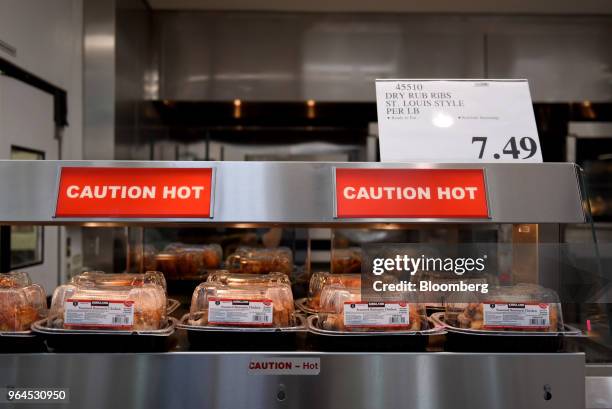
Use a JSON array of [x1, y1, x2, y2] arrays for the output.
[[9, 147, 44, 269]]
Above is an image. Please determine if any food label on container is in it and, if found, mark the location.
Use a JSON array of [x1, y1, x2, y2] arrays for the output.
[[343, 301, 409, 328], [64, 299, 134, 329], [208, 298, 273, 326], [483, 303, 550, 329]]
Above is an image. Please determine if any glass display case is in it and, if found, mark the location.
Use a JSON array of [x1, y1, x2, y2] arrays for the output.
[[0, 160, 605, 409]]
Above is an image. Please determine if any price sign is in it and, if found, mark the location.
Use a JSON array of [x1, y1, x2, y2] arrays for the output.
[[375, 79, 542, 163]]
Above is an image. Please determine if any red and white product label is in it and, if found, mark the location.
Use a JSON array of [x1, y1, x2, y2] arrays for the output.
[[55, 167, 213, 218], [483, 303, 550, 329], [64, 299, 134, 329], [343, 301, 410, 328], [208, 298, 274, 327], [335, 168, 489, 218]]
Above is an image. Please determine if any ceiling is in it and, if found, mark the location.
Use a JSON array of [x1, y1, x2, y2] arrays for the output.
[[147, 0, 612, 14]]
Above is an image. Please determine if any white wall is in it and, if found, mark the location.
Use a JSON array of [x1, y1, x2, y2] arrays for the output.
[[0, 0, 83, 160], [0, 0, 84, 282]]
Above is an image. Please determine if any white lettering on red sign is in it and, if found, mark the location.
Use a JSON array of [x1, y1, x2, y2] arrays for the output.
[[65, 185, 206, 200], [342, 186, 480, 201], [55, 167, 213, 218], [335, 168, 489, 219]]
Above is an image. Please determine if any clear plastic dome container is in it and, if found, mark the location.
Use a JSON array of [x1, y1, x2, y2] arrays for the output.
[[445, 283, 563, 332], [308, 272, 361, 310], [207, 271, 291, 286], [49, 272, 166, 331], [317, 285, 425, 332], [129, 244, 157, 272], [331, 248, 363, 274], [72, 271, 167, 291], [189, 281, 295, 328], [155, 252, 178, 279], [226, 247, 293, 274], [0, 272, 47, 332], [174, 244, 222, 276]]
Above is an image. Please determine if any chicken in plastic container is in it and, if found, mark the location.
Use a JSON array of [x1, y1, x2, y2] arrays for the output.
[[174, 244, 222, 276], [49, 271, 167, 331], [129, 244, 157, 273], [446, 283, 562, 332], [155, 252, 178, 279], [317, 285, 424, 332], [189, 280, 295, 328], [0, 272, 47, 332], [307, 272, 361, 311], [226, 247, 293, 274], [331, 248, 363, 274], [207, 270, 291, 286]]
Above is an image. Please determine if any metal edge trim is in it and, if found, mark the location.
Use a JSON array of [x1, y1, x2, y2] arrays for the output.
[[431, 312, 583, 337], [176, 313, 307, 333], [307, 315, 444, 337], [31, 317, 177, 336], [209, 166, 216, 219]]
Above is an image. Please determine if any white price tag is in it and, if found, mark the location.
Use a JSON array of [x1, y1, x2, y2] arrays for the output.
[[375, 79, 542, 163]]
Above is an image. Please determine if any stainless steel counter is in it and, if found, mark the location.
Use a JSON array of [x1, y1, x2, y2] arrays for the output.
[[0, 352, 585, 409]]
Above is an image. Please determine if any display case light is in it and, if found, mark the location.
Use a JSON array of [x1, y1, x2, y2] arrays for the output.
[[307, 99, 316, 119], [233, 99, 242, 118]]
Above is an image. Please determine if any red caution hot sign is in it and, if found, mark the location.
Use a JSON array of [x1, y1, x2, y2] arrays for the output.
[[335, 168, 489, 218], [55, 167, 213, 218]]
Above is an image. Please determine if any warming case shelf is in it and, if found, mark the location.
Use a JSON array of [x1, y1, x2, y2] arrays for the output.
[[0, 161, 595, 409]]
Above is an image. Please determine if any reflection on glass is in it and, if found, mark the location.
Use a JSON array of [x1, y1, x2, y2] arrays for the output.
[[9, 146, 44, 269]]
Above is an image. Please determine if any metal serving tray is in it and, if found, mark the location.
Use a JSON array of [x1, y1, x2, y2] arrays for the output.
[[430, 312, 582, 336], [294, 298, 319, 315], [178, 313, 306, 351], [306, 315, 444, 352], [431, 312, 583, 352], [178, 313, 306, 333], [31, 317, 177, 352], [0, 330, 46, 353], [167, 298, 180, 314]]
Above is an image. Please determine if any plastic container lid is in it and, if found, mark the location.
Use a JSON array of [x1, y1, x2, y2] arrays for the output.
[[207, 271, 291, 286], [331, 248, 363, 274], [308, 272, 361, 310], [0, 272, 47, 332], [129, 244, 158, 272], [189, 281, 295, 328], [50, 271, 166, 331], [444, 283, 563, 332], [72, 271, 167, 291], [155, 252, 178, 279], [226, 246, 293, 274]]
